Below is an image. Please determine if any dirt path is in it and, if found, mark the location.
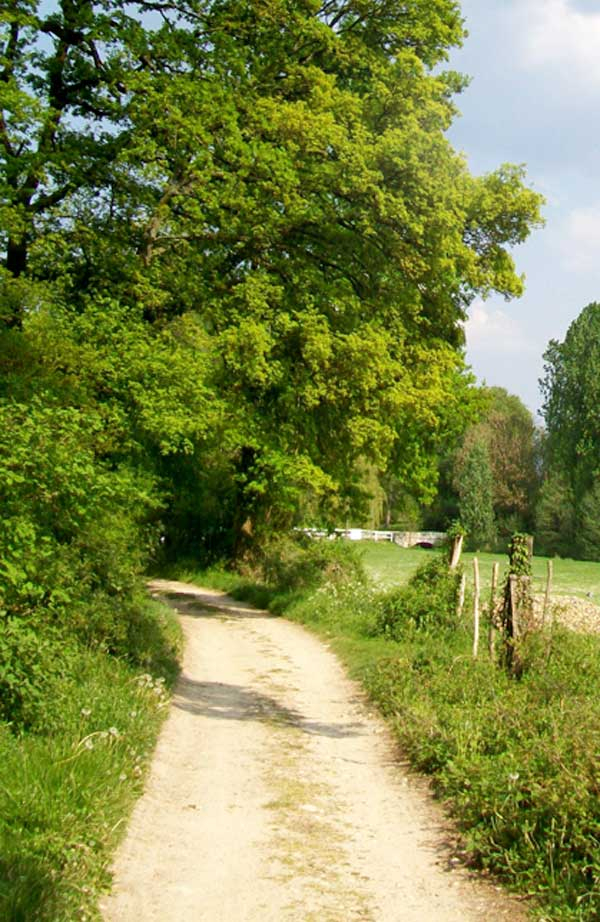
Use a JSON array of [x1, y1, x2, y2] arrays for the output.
[[101, 580, 528, 922]]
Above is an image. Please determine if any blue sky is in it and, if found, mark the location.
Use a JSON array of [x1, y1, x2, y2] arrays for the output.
[[447, 0, 600, 417]]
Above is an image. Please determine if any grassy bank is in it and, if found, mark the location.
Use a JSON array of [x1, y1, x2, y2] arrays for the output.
[[0, 597, 181, 922], [176, 541, 600, 921]]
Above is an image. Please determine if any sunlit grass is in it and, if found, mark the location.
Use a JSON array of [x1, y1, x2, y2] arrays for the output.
[[0, 600, 181, 922], [357, 541, 600, 601]]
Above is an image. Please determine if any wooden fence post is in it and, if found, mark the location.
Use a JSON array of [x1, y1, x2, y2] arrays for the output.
[[449, 532, 464, 570], [488, 561, 499, 658], [456, 571, 466, 620], [473, 557, 480, 659], [542, 559, 553, 626]]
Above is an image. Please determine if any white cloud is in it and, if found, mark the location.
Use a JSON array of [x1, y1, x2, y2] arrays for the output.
[[512, 0, 600, 90], [465, 301, 537, 356], [561, 205, 600, 272]]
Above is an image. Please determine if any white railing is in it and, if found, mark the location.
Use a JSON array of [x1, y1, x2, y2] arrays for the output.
[[300, 528, 446, 547]]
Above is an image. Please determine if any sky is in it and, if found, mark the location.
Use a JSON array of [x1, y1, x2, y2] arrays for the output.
[[447, 0, 600, 417]]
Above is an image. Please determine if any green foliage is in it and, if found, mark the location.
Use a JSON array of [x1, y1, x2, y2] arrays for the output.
[[541, 303, 600, 503], [540, 302, 600, 562], [429, 386, 540, 543], [363, 628, 600, 920], [259, 535, 366, 596], [507, 533, 533, 577], [535, 473, 576, 558], [481, 388, 540, 539], [0, 618, 78, 732], [1, 0, 543, 547], [0, 634, 179, 922], [577, 480, 600, 561], [209, 539, 600, 919], [376, 556, 463, 638], [454, 438, 496, 550], [0, 398, 158, 660]]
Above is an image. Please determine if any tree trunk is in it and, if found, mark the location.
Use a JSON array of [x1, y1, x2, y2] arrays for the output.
[[6, 238, 27, 279], [3, 239, 28, 329]]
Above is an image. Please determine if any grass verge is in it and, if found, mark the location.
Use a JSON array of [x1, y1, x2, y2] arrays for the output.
[[0, 596, 181, 922], [172, 544, 600, 921]]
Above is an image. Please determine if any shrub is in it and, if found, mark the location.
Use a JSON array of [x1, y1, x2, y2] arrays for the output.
[[0, 399, 166, 730], [0, 617, 79, 732], [376, 556, 463, 638], [258, 533, 366, 596]]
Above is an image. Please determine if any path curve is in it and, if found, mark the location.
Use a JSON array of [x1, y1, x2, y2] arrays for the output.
[[101, 580, 528, 922]]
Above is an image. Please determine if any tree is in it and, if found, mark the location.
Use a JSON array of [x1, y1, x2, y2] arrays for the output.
[[535, 472, 575, 558], [539, 303, 600, 560], [455, 438, 496, 550], [1, 0, 544, 552], [578, 480, 600, 561], [453, 387, 540, 540], [541, 303, 600, 502]]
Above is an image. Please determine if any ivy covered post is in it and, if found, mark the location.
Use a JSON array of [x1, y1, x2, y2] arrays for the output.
[[501, 534, 534, 677]]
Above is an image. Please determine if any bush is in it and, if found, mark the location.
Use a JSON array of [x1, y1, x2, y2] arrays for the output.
[[0, 617, 79, 732], [376, 556, 463, 638], [258, 534, 366, 596], [0, 399, 167, 730]]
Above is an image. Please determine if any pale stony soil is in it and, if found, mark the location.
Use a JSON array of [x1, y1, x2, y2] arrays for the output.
[[101, 580, 530, 922], [545, 595, 600, 634]]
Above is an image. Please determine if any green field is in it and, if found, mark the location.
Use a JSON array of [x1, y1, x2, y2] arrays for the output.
[[357, 540, 600, 600]]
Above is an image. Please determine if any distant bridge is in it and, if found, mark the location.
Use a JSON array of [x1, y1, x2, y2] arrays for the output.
[[302, 528, 447, 548]]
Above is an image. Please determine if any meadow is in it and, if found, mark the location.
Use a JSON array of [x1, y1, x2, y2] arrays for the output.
[[358, 540, 600, 600]]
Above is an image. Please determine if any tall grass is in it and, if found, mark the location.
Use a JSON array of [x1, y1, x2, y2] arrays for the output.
[[0, 598, 181, 922]]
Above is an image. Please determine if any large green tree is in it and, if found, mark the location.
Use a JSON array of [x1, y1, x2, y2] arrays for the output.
[[1, 0, 544, 552], [452, 387, 540, 541], [541, 302, 600, 500], [540, 304, 600, 559]]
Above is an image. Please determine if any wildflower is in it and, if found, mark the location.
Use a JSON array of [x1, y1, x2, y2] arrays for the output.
[[84, 738, 94, 750], [508, 772, 520, 783], [119, 772, 127, 782], [129, 710, 138, 718], [108, 726, 120, 738], [80, 707, 92, 718]]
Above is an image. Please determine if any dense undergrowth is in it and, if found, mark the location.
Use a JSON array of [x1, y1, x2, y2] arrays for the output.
[[0, 374, 183, 920], [178, 537, 600, 922], [0, 299, 197, 919]]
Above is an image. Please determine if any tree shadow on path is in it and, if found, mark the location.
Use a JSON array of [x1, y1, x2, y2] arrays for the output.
[[158, 590, 268, 620], [174, 677, 366, 740]]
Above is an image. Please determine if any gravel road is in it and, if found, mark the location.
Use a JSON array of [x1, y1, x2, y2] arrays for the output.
[[100, 580, 528, 922]]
